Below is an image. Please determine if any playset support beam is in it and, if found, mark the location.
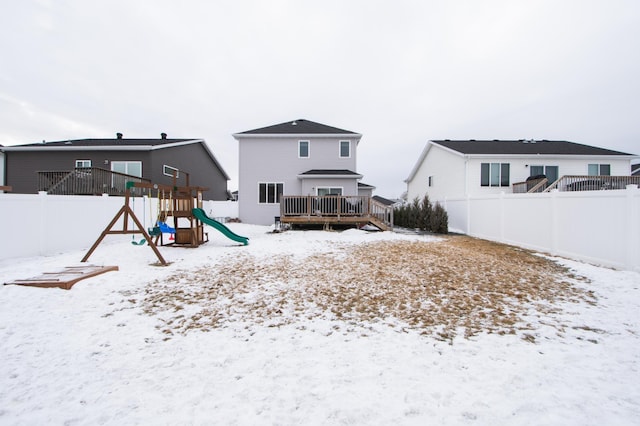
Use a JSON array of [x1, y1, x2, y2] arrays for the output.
[[82, 184, 168, 265]]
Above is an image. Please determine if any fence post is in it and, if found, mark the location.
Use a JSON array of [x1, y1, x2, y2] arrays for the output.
[[465, 194, 471, 234], [550, 189, 559, 256], [626, 185, 639, 271], [38, 191, 47, 255], [499, 192, 505, 242]]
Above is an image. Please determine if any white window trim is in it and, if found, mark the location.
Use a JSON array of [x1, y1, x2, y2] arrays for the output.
[[298, 140, 310, 158], [111, 161, 142, 177], [258, 182, 284, 204], [163, 164, 180, 178], [481, 162, 510, 187], [75, 159, 91, 168], [339, 140, 351, 158], [588, 163, 611, 176], [316, 187, 343, 196]]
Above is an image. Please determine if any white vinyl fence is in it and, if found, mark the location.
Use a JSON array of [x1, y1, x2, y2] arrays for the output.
[[442, 185, 640, 272], [0, 193, 238, 260]]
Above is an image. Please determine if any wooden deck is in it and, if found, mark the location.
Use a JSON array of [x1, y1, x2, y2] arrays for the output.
[[280, 195, 393, 230]]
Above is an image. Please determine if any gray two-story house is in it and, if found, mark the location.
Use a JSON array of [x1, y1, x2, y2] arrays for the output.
[[234, 119, 389, 227]]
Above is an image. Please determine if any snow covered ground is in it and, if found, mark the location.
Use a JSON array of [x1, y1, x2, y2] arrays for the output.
[[1, 224, 639, 425]]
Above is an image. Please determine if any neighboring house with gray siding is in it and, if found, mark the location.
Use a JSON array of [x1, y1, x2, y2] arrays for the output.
[[233, 119, 368, 225], [2, 133, 230, 200], [0, 146, 5, 187]]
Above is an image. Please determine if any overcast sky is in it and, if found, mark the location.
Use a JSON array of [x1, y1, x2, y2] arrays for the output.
[[1, 0, 639, 197]]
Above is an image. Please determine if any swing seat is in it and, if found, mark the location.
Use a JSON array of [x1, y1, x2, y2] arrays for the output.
[[157, 221, 176, 234], [131, 238, 146, 246], [148, 226, 162, 237]]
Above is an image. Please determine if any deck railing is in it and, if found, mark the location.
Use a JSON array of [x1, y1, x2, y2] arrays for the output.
[[280, 195, 393, 227], [544, 175, 640, 192], [513, 175, 640, 193], [512, 177, 549, 193], [37, 167, 150, 195]]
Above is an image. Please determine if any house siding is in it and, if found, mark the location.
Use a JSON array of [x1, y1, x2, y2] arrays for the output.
[[5, 142, 228, 200], [407, 142, 636, 201], [150, 143, 228, 200], [5, 150, 137, 194], [300, 178, 359, 195], [0, 151, 5, 187], [237, 134, 360, 225], [466, 157, 633, 194], [407, 145, 465, 201]]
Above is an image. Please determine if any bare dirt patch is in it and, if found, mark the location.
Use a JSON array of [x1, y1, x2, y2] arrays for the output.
[[128, 236, 596, 342]]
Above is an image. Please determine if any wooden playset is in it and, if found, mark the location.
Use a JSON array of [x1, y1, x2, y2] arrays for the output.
[[81, 171, 212, 266]]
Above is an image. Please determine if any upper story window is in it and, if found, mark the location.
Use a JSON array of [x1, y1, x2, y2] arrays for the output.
[[588, 164, 610, 176], [428, 176, 433, 187], [75, 159, 91, 168], [339, 141, 351, 158], [481, 163, 510, 187], [163, 164, 179, 178], [298, 140, 309, 158]]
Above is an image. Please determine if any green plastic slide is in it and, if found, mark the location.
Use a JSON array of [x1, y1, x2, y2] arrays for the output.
[[192, 208, 249, 246]]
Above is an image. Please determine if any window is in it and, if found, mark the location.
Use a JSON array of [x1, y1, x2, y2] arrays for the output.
[[163, 165, 179, 178], [75, 159, 91, 168], [339, 141, 350, 158], [317, 187, 342, 196], [111, 161, 142, 177], [428, 176, 433, 187], [298, 140, 309, 158], [588, 164, 611, 176], [259, 183, 283, 204], [530, 165, 544, 176], [530, 165, 558, 183], [481, 163, 510, 187]]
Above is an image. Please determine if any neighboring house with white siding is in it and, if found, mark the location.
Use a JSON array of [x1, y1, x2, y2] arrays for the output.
[[233, 119, 373, 225], [405, 139, 637, 201]]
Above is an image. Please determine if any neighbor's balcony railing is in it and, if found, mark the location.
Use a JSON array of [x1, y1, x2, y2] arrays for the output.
[[280, 195, 393, 226], [512, 177, 549, 193], [37, 167, 150, 195], [513, 175, 640, 193], [544, 175, 640, 192]]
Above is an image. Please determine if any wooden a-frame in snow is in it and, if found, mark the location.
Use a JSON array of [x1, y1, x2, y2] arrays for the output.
[[81, 184, 168, 266]]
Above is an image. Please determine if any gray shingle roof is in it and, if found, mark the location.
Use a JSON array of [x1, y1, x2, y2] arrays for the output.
[[372, 195, 396, 206], [237, 119, 357, 135], [300, 169, 360, 175], [433, 140, 633, 156], [15, 138, 193, 147]]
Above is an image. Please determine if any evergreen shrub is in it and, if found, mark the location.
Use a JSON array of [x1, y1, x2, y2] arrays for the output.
[[393, 195, 448, 234]]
